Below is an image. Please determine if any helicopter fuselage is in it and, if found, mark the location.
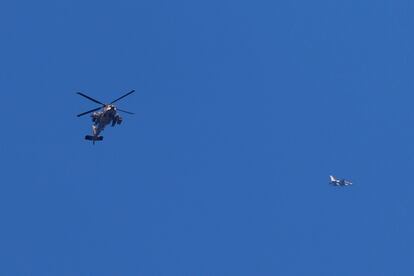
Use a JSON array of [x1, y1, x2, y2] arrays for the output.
[[91, 105, 122, 137]]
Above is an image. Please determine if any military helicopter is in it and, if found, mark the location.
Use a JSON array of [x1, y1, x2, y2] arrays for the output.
[[77, 90, 135, 143]]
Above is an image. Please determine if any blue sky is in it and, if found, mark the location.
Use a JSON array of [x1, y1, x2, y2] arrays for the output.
[[1, 0, 414, 275]]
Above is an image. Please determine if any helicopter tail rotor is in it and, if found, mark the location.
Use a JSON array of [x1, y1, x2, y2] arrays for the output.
[[85, 135, 103, 141]]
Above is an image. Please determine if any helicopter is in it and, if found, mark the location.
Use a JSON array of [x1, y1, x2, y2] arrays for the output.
[[77, 90, 135, 143]]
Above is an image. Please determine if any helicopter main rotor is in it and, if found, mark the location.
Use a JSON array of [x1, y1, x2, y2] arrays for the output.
[[77, 90, 135, 117]]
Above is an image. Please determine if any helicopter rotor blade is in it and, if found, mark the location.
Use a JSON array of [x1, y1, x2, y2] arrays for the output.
[[77, 92, 105, 105], [110, 90, 135, 104], [77, 107, 102, 117], [117, 109, 134, 115]]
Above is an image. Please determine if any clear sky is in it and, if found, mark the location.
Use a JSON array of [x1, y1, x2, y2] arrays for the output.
[[1, 0, 413, 275]]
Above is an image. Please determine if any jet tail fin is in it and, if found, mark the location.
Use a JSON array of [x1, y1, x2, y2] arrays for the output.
[[329, 175, 336, 182]]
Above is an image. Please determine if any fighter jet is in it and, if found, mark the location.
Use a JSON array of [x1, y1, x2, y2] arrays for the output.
[[329, 175, 352, 186]]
